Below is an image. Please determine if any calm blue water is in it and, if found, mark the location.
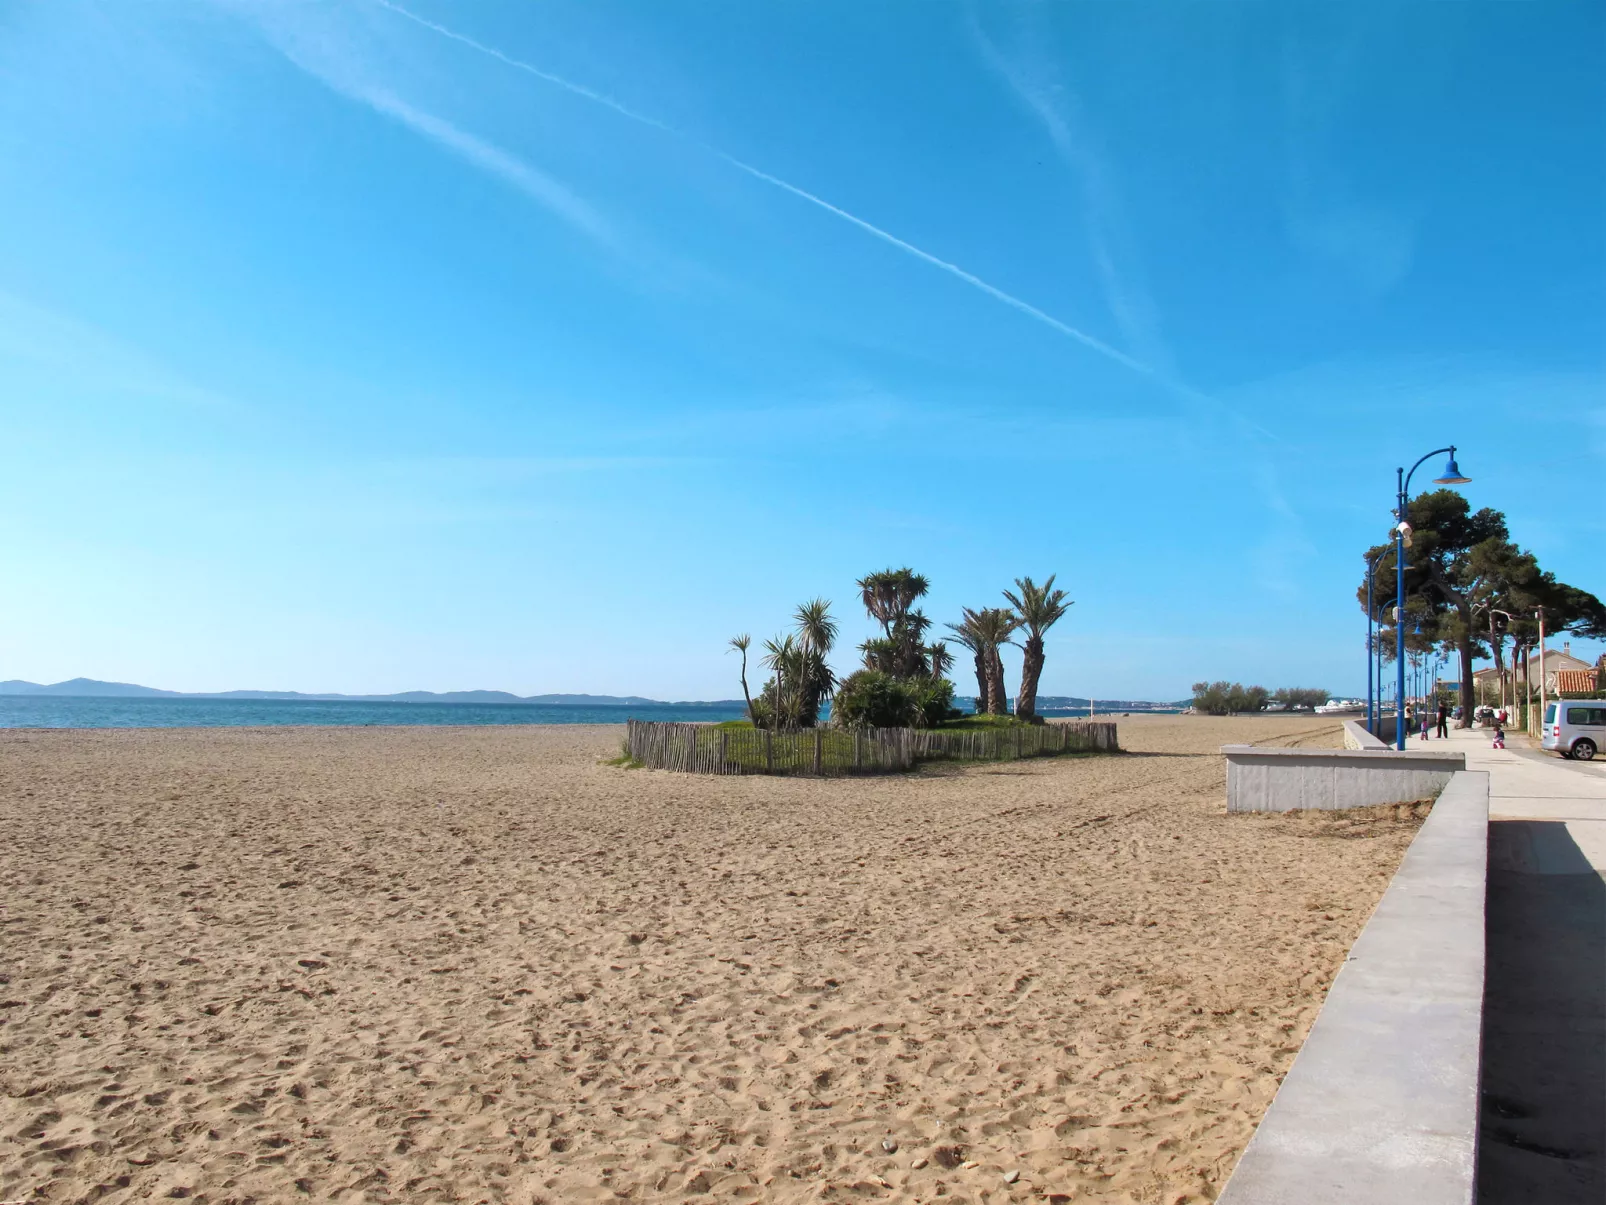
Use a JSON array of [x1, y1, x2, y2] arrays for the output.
[[0, 696, 749, 729]]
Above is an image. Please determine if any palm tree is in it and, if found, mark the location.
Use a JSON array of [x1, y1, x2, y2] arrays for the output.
[[761, 633, 803, 727], [943, 616, 989, 712], [947, 607, 1020, 715], [858, 569, 930, 636], [974, 607, 1021, 715], [1002, 575, 1074, 720], [792, 598, 838, 724], [856, 568, 933, 679], [756, 601, 840, 728], [794, 598, 838, 659], [728, 633, 754, 723]]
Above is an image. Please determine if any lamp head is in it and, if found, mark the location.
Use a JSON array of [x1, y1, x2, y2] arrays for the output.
[[1433, 447, 1472, 486]]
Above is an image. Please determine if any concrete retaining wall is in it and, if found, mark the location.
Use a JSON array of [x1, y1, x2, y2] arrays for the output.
[[1218, 770, 1488, 1204], [1224, 745, 1465, 813], [1343, 719, 1390, 751]]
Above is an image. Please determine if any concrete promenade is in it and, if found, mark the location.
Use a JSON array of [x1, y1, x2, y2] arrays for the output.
[[1218, 769, 1489, 1204], [1441, 724, 1606, 1202]]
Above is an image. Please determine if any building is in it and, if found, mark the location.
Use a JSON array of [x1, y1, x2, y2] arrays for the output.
[[1554, 668, 1600, 695], [1471, 643, 1595, 703]]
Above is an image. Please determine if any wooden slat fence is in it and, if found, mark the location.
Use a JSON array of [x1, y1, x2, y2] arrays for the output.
[[625, 718, 1118, 777]]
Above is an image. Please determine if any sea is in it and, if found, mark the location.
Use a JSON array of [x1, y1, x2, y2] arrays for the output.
[[0, 696, 1183, 730], [0, 696, 750, 730]]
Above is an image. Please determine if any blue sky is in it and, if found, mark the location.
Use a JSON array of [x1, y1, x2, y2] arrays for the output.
[[2, 0, 1602, 700]]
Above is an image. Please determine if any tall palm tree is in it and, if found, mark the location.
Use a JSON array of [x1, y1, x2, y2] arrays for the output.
[[794, 598, 838, 659], [1003, 575, 1074, 720], [856, 568, 933, 679], [792, 598, 838, 724], [761, 633, 803, 727], [943, 616, 989, 712], [757, 601, 840, 728], [974, 607, 1022, 715], [728, 634, 754, 723], [947, 607, 1020, 715], [858, 569, 930, 636]]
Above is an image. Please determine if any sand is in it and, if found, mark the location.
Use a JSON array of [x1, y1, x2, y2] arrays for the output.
[[0, 715, 1423, 1204]]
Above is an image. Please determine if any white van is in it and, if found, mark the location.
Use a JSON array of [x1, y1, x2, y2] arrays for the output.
[[1541, 701, 1606, 760]]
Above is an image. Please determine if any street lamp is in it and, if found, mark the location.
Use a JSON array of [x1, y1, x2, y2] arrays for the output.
[[1489, 608, 1515, 714], [1365, 548, 1389, 735], [1393, 447, 1472, 750]]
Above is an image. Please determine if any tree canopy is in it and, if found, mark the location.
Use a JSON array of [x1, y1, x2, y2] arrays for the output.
[[1191, 682, 1269, 715], [1358, 490, 1604, 718]]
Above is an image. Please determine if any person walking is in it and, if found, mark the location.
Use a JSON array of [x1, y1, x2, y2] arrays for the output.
[[1436, 700, 1449, 740], [1420, 708, 1431, 741]]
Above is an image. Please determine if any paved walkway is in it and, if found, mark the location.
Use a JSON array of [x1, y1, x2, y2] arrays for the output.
[[1424, 724, 1605, 1201]]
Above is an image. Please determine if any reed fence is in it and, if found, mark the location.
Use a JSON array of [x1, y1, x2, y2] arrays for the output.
[[624, 718, 1119, 777]]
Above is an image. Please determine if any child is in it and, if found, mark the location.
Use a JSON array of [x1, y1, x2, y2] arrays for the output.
[[1420, 710, 1431, 741], [1492, 722, 1506, 750]]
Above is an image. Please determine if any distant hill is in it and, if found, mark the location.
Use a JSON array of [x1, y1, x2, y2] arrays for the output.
[[1, 679, 1179, 711], [0, 679, 739, 707], [0, 677, 181, 697], [960, 695, 1188, 711]]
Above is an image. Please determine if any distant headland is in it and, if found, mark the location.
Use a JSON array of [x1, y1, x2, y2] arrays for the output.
[[0, 679, 741, 707], [0, 679, 1187, 711]]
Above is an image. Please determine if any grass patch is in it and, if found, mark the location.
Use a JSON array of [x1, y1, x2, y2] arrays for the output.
[[939, 713, 1033, 730], [626, 717, 1117, 775]]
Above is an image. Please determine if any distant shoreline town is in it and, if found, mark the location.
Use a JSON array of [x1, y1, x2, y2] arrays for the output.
[[0, 678, 1188, 711]]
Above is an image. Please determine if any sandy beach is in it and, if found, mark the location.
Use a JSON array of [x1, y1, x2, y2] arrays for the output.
[[0, 716, 1425, 1204]]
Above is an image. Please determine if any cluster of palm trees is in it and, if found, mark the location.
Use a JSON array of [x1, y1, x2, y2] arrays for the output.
[[728, 569, 1073, 728], [856, 568, 946, 679], [947, 576, 1074, 718], [728, 598, 838, 729]]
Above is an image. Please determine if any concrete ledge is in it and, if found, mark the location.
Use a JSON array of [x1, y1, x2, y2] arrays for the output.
[[1219, 770, 1489, 1205], [1224, 745, 1466, 812], [1344, 719, 1390, 751]]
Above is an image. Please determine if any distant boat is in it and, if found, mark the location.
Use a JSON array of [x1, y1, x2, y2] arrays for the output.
[[1314, 699, 1365, 715]]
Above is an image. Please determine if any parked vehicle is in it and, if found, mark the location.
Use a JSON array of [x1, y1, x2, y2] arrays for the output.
[[1541, 701, 1605, 760], [1314, 698, 1364, 716]]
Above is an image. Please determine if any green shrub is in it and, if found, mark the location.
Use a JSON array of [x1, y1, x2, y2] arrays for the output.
[[832, 670, 920, 730], [748, 695, 778, 729], [910, 676, 959, 727]]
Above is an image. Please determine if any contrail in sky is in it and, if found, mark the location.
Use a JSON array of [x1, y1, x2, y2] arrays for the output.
[[368, 0, 1153, 379]]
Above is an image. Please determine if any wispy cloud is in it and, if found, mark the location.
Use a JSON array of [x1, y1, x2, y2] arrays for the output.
[[366, 0, 1167, 383], [1278, 25, 1418, 295], [369, 0, 682, 138], [0, 291, 234, 410], [960, 6, 1301, 562], [967, 12, 1174, 379], [355, 87, 613, 245], [371, 454, 709, 485], [221, 0, 614, 248]]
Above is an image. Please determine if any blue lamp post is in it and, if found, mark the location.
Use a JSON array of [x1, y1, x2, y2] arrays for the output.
[[1365, 549, 1388, 735], [1393, 447, 1472, 750]]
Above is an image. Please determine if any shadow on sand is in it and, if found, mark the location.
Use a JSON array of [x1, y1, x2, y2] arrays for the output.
[[1478, 820, 1605, 1202]]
